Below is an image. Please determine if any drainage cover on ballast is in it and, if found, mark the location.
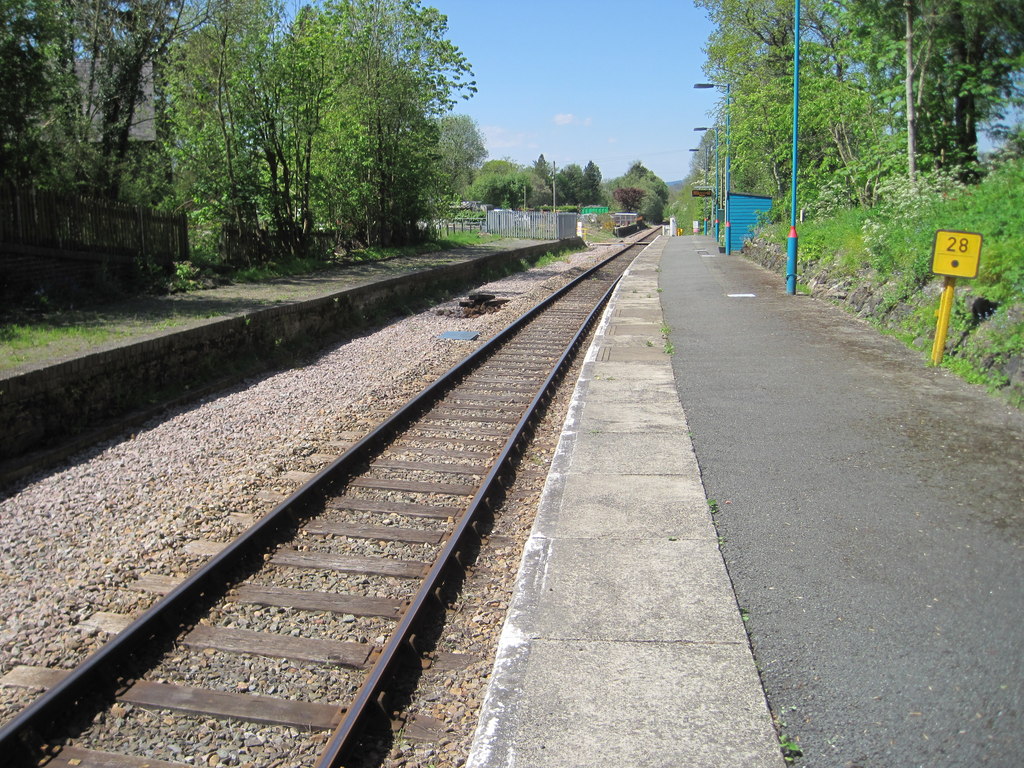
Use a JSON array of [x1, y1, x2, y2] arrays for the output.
[[439, 331, 480, 341]]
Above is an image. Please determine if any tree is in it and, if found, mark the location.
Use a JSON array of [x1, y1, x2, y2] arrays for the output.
[[581, 160, 603, 204], [167, 0, 475, 253], [436, 114, 487, 196], [613, 187, 645, 212], [0, 0, 74, 185], [166, 0, 277, 236], [318, 0, 475, 246], [532, 153, 553, 185], [696, 0, 1024, 217], [468, 160, 530, 208], [611, 161, 669, 220], [71, 0, 204, 201], [849, 0, 1024, 180], [555, 163, 585, 206]]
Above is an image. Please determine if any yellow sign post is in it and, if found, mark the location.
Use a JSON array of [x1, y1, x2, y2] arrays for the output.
[[930, 230, 983, 365]]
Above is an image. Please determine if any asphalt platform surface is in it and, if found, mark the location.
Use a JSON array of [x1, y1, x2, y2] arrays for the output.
[[659, 235, 1023, 767]]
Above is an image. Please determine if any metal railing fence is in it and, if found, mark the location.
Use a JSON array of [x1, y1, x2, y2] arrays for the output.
[[485, 210, 577, 240]]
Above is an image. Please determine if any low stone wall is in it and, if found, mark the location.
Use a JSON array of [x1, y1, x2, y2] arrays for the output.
[[1, 239, 583, 466], [614, 223, 643, 238], [741, 237, 1023, 405]]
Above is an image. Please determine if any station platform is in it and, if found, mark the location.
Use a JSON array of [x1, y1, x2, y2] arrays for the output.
[[470, 231, 1024, 767], [466, 236, 785, 767]]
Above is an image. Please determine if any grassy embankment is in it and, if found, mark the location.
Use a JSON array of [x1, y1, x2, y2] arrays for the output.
[[762, 157, 1024, 404]]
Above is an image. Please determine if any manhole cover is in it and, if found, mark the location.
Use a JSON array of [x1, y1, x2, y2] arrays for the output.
[[439, 331, 480, 341]]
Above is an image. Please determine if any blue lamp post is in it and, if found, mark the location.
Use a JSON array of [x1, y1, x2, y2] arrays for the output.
[[694, 126, 719, 240], [786, 0, 801, 294], [695, 82, 731, 253], [688, 148, 706, 233]]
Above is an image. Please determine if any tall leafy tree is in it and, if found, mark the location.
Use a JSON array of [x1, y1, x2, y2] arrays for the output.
[[555, 163, 585, 206], [848, 0, 1024, 180], [467, 159, 530, 208], [318, 0, 474, 245], [581, 160, 604, 204], [166, 0, 276, 235], [697, 0, 1024, 216], [167, 0, 474, 252], [436, 113, 487, 196], [72, 0, 202, 200], [0, 0, 74, 185], [613, 186, 645, 212], [608, 161, 669, 220]]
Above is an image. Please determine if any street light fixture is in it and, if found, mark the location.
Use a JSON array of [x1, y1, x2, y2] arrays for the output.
[[694, 82, 732, 253], [786, 0, 802, 294], [689, 147, 711, 235], [694, 126, 720, 240]]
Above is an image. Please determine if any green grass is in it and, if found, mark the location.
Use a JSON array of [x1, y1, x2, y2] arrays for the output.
[[192, 231, 504, 286], [770, 158, 1024, 306], [0, 323, 121, 370]]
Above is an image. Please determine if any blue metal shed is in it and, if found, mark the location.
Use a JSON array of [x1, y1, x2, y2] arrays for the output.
[[727, 193, 772, 253]]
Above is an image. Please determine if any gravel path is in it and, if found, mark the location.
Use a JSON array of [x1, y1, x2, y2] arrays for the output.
[[0, 246, 608, 760]]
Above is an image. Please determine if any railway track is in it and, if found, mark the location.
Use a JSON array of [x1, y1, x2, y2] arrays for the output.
[[1, 231, 657, 768]]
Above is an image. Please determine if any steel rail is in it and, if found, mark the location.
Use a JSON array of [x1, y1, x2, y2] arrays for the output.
[[0, 233, 651, 765], [315, 237, 652, 767]]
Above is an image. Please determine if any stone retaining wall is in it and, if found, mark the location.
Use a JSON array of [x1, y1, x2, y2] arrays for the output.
[[1, 239, 583, 466]]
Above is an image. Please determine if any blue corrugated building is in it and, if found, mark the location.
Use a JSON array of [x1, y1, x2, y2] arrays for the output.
[[727, 193, 772, 253]]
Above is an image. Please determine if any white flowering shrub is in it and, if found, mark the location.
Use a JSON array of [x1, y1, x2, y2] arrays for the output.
[[861, 169, 965, 280]]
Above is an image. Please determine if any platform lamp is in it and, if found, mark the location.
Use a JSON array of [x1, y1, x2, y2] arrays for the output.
[[786, 0, 802, 294], [688, 148, 707, 234], [694, 127, 719, 240], [694, 82, 731, 253]]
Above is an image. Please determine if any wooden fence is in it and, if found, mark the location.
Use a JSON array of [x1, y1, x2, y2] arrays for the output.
[[0, 183, 188, 269]]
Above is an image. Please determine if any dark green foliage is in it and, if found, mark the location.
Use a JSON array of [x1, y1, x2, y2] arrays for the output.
[[613, 187, 646, 213], [555, 163, 585, 206], [1, 0, 475, 260], [695, 0, 1024, 217], [608, 162, 669, 220]]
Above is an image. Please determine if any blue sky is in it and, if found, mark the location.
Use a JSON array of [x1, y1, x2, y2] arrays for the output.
[[428, 0, 719, 183]]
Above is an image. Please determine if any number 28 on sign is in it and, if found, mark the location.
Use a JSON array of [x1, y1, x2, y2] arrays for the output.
[[930, 229, 983, 365]]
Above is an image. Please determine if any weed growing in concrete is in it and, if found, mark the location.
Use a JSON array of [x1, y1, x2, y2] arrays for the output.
[[779, 731, 803, 764]]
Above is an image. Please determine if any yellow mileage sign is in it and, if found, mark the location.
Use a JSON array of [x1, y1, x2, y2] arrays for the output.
[[932, 229, 983, 278], [929, 229, 984, 366]]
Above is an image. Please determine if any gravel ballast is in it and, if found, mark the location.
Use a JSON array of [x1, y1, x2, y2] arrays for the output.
[[0, 246, 610, 763]]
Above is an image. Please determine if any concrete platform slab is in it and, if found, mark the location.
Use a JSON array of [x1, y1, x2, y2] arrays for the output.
[[516, 537, 745, 642], [568, 431, 692, 474], [573, 399, 684, 432], [582, 377, 680, 403], [582, 361, 676, 384], [534, 473, 715, 540], [471, 640, 783, 768], [595, 346, 669, 362]]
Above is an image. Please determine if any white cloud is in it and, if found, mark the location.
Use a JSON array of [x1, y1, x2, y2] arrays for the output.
[[483, 125, 531, 150], [553, 114, 594, 127]]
